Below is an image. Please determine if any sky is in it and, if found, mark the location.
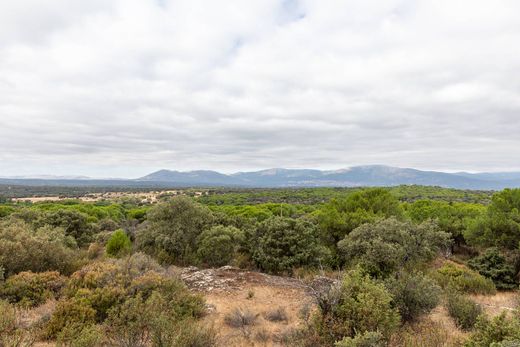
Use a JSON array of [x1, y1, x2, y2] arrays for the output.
[[1, 0, 520, 178]]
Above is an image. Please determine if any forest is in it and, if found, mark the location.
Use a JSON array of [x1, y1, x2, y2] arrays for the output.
[[1, 185, 520, 346]]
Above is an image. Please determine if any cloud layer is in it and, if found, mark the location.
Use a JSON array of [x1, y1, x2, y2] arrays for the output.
[[1, 0, 520, 177]]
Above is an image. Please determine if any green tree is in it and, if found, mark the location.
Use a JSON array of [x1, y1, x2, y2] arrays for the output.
[[405, 200, 484, 248], [338, 218, 450, 278], [467, 248, 517, 289], [316, 188, 402, 256], [106, 229, 132, 258], [196, 225, 244, 267], [136, 197, 214, 265], [250, 217, 326, 274], [465, 189, 520, 249]]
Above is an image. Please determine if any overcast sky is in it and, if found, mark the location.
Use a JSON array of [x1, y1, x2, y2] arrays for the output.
[[1, 0, 520, 178]]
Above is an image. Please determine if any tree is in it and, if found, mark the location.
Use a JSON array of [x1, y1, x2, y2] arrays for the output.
[[136, 197, 214, 265], [106, 229, 132, 258], [467, 248, 517, 289], [250, 217, 325, 274], [405, 200, 484, 248], [196, 225, 244, 267], [464, 189, 520, 249], [316, 188, 402, 250], [338, 218, 450, 278]]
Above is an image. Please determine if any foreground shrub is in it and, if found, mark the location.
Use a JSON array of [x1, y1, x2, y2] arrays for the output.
[[338, 218, 450, 278], [197, 225, 244, 267], [106, 229, 132, 258], [44, 297, 97, 339], [45, 253, 205, 339], [335, 331, 385, 347], [0, 300, 35, 347], [389, 319, 454, 347], [106, 292, 215, 347], [468, 248, 517, 290], [446, 292, 483, 330], [313, 268, 400, 344], [0, 271, 66, 307], [431, 262, 496, 294], [57, 323, 104, 347], [250, 216, 325, 274], [464, 312, 520, 347], [264, 306, 289, 323], [224, 308, 258, 328], [384, 272, 441, 322], [0, 221, 79, 277]]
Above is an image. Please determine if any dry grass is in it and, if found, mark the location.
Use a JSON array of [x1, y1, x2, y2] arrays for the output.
[[224, 308, 259, 328], [203, 285, 310, 347]]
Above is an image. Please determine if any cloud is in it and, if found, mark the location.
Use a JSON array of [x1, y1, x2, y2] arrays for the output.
[[1, 0, 520, 177]]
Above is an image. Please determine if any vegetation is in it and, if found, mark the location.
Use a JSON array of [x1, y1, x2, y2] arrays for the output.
[[1, 185, 520, 346]]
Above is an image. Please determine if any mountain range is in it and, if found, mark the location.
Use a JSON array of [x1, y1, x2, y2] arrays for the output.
[[3, 165, 520, 190]]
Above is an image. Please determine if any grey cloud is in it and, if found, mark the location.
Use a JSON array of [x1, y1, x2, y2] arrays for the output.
[[1, 0, 520, 177]]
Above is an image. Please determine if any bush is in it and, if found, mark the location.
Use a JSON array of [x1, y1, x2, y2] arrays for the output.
[[196, 225, 244, 267], [432, 262, 496, 294], [0, 271, 66, 307], [389, 319, 454, 347], [106, 292, 215, 347], [264, 306, 289, 323], [57, 323, 104, 347], [250, 217, 326, 274], [384, 272, 441, 322], [136, 197, 214, 265], [468, 248, 517, 290], [224, 308, 258, 328], [47, 254, 205, 339], [338, 218, 450, 278], [0, 299, 35, 347], [335, 331, 385, 347], [313, 268, 400, 344], [106, 229, 132, 258], [464, 312, 520, 347], [44, 298, 97, 339], [446, 292, 483, 330], [0, 220, 79, 277]]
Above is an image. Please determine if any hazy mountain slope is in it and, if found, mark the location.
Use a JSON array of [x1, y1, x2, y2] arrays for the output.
[[3, 166, 520, 189]]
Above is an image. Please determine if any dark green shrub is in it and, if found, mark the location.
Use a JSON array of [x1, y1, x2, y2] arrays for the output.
[[313, 268, 400, 344], [196, 225, 244, 267], [106, 229, 132, 258], [39, 209, 96, 247], [446, 292, 483, 330], [0, 271, 66, 307], [384, 272, 441, 322], [464, 312, 520, 347], [335, 331, 385, 347], [338, 218, 450, 278], [250, 216, 326, 274], [432, 262, 496, 294], [136, 197, 214, 265], [468, 248, 517, 289]]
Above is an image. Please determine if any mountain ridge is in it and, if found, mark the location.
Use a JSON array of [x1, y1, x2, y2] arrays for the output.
[[2, 165, 520, 190]]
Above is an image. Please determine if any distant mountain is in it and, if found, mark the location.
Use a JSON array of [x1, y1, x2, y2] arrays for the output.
[[134, 165, 520, 190], [3, 165, 520, 190]]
